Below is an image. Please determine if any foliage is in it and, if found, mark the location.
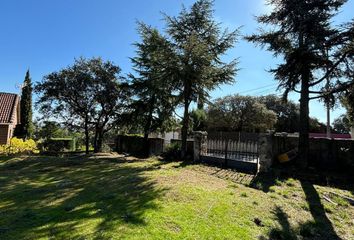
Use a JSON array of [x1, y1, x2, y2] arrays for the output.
[[35, 57, 128, 153], [207, 95, 277, 132], [203, 94, 328, 133], [159, 116, 181, 133], [258, 95, 300, 133], [36, 121, 68, 140], [332, 114, 351, 134], [128, 22, 178, 154], [190, 108, 207, 131], [0, 137, 38, 155], [15, 70, 34, 139], [164, 0, 239, 157], [41, 139, 67, 152], [247, 0, 353, 166], [309, 118, 327, 133], [162, 141, 182, 160], [342, 85, 354, 126]]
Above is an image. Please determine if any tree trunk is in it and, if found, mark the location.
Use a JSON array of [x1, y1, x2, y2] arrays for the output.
[[84, 115, 89, 155], [298, 69, 310, 168], [181, 97, 190, 159], [143, 96, 155, 157], [93, 126, 99, 153], [95, 131, 103, 153], [94, 126, 105, 153]]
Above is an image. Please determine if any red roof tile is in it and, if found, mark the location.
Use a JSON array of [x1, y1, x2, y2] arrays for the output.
[[0, 92, 19, 124]]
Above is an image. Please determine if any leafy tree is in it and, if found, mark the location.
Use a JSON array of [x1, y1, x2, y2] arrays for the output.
[[332, 114, 351, 134], [164, 0, 239, 158], [89, 60, 128, 153], [129, 23, 178, 155], [309, 117, 327, 133], [342, 83, 354, 127], [339, 19, 354, 121], [206, 94, 326, 133], [258, 95, 300, 133], [16, 70, 34, 139], [37, 121, 67, 140], [35, 57, 126, 153], [247, 0, 353, 166], [207, 95, 277, 132], [190, 108, 207, 131]]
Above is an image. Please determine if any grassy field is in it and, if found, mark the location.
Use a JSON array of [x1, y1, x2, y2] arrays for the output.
[[0, 154, 353, 240]]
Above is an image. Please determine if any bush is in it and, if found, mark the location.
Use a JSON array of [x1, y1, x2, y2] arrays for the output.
[[43, 140, 67, 152], [0, 137, 39, 155], [162, 142, 181, 160]]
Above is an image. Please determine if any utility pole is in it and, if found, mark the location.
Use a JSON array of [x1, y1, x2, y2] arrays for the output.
[[325, 48, 331, 139], [326, 97, 331, 138]]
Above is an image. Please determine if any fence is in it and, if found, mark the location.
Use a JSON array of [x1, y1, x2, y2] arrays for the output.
[[200, 136, 260, 173], [207, 131, 260, 142]]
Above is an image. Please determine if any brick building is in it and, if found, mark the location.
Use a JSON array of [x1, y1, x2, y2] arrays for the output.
[[0, 92, 20, 145]]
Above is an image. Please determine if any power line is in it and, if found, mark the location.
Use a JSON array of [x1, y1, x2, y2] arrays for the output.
[[254, 87, 282, 96], [237, 83, 278, 94]]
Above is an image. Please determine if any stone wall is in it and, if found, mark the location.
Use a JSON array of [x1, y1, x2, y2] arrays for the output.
[[258, 133, 274, 173], [272, 134, 354, 172], [193, 131, 207, 162]]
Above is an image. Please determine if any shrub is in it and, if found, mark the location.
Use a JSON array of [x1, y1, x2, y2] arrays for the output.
[[0, 137, 39, 155], [40, 138, 76, 152], [44, 140, 67, 152], [162, 142, 181, 160]]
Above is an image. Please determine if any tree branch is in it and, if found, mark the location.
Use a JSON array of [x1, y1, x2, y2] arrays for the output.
[[309, 51, 350, 87]]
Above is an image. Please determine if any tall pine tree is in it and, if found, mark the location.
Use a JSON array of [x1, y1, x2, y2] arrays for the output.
[[129, 23, 178, 156], [164, 0, 239, 158], [17, 70, 34, 139], [247, 0, 353, 167]]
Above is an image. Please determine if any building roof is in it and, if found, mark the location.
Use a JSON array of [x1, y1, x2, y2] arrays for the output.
[[0, 92, 20, 124]]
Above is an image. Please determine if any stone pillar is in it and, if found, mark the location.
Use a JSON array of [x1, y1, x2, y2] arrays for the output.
[[351, 127, 354, 140], [193, 131, 207, 162], [258, 132, 274, 173]]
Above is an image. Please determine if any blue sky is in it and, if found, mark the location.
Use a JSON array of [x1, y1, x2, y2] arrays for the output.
[[0, 0, 353, 123]]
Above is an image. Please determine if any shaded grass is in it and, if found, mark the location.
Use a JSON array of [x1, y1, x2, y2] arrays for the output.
[[0, 155, 353, 239]]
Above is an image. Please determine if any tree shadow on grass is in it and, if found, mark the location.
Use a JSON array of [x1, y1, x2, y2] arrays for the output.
[[260, 206, 298, 240], [299, 180, 341, 240], [0, 156, 167, 240], [264, 203, 340, 240], [250, 171, 342, 240], [250, 166, 354, 193]]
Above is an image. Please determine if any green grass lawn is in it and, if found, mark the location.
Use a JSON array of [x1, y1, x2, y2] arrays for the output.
[[0, 154, 353, 240]]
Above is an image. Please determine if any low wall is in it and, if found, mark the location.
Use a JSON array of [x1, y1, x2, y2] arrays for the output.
[[273, 135, 354, 172], [115, 135, 164, 156]]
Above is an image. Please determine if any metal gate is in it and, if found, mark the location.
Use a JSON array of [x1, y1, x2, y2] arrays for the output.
[[200, 136, 259, 173]]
